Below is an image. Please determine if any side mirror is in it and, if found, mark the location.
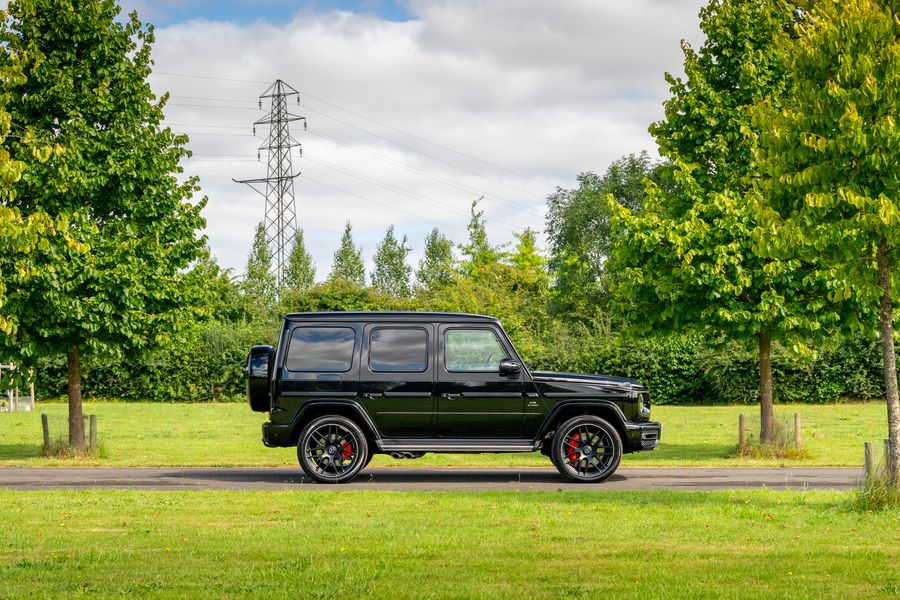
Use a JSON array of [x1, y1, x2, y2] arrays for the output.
[[499, 357, 521, 376]]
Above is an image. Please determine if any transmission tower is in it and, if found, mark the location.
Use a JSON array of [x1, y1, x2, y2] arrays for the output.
[[234, 79, 306, 289]]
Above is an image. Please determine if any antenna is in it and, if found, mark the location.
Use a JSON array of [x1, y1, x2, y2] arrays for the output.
[[234, 79, 307, 289]]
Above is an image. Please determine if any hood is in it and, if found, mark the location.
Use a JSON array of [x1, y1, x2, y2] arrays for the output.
[[530, 370, 644, 397]]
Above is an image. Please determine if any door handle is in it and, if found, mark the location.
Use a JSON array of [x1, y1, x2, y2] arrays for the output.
[[441, 393, 461, 400]]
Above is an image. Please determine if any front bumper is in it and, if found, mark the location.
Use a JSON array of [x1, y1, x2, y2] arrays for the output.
[[262, 422, 295, 447], [625, 421, 661, 452]]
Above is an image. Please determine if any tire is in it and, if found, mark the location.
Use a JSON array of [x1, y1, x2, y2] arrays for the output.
[[550, 415, 622, 483], [297, 415, 369, 483]]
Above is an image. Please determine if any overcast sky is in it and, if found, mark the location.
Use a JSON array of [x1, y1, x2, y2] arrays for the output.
[[115, 0, 707, 279]]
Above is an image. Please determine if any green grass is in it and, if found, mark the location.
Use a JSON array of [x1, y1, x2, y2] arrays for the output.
[[0, 402, 886, 467], [0, 489, 897, 599]]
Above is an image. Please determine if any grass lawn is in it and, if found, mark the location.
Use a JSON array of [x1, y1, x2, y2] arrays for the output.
[[0, 489, 897, 599], [0, 402, 887, 468]]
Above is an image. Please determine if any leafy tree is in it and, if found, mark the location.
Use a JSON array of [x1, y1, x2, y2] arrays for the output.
[[459, 199, 503, 277], [510, 227, 550, 291], [284, 229, 315, 292], [371, 225, 412, 297], [755, 0, 900, 476], [0, 0, 207, 446], [608, 0, 826, 443], [415, 228, 455, 292], [329, 221, 365, 286], [243, 223, 276, 303], [545, 152, 662, 317]]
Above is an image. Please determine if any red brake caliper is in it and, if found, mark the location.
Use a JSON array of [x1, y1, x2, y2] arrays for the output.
[[340, 440, 354, 459], [565, 433, 579, 463]]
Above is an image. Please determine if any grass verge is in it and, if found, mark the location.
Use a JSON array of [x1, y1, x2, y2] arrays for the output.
[[0, 402, 887, 467], [0, 489, 897, 599]]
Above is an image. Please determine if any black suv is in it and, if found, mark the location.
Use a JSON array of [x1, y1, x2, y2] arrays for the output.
[[246, 312, 661, 483]]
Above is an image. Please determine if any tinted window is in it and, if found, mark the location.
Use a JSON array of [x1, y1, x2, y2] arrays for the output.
[[370, 328, 428, 372], [286, 327, 355, 372], [445, 329, 505, 372]]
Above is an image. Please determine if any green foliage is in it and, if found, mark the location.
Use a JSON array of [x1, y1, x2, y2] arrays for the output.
[[371, 225, 412, 297], [329, 221, 365, 286], [755, 0, 899, 322], [545, 153, 660, 317], [243, 222, 276, 305], [415, 227, 455, 292], [0, 0, 208, 366], [458, 199, 503, 276], [283, 229, 315, 292]]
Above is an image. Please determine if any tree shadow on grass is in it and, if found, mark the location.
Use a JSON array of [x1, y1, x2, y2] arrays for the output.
[[632, 442, 736, 462], [0, 444, 43, 461]]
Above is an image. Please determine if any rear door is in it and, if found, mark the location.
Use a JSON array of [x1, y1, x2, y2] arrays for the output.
[[436, 324, 525, 438], [359, 323, 435, 438]]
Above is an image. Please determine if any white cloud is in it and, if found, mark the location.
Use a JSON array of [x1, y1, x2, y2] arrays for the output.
[[145, 0, 706, 279]]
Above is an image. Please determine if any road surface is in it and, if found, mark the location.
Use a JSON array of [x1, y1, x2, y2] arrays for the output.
[[0, 466, 861, 491]]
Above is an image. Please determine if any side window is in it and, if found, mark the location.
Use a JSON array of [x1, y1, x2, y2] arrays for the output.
[[445, 329, 505, 372], [286, 327, 355, 372], [369, 328, 428, 372]]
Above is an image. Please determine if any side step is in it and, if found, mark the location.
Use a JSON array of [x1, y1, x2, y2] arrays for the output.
[[377, 439, 539, 453]]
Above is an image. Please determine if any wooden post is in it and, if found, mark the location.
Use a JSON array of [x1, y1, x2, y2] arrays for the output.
[[41, 413, 50, 449], [30, 382, 35, 406], [794, 413, 801, 449], [864, 441, 874, 478], [739, 414, 746, 451], [89, 414, 97, 451]]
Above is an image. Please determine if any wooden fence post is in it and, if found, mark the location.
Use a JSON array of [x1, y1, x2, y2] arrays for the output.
[[864, 441, 874, 478], [89, 414, 97, 451], [739, 414, 746, 452], [794, 413, 801, 449], [41, 413, 50, 449]]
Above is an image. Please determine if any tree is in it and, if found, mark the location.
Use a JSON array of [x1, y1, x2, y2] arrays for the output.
[[416, 228, 455, 292], [459, 199, 503, 277], [755, 0, 900, 477], [371, 225, 412, 297], [0, 0, 207, 446], [243, 222, 276, 303], [329, 221, 365, 286], [545, 152, 662, 318], [284, 229, 315, 292], [608, 0, 827, 444]]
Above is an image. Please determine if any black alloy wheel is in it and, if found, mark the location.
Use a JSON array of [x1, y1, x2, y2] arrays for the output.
[[297, 415, 368, 483], [550, 415, 622, 483]]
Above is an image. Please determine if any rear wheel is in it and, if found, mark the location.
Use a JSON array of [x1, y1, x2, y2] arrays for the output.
[[550, 415, 622, 483], [297, 416, 368, 483]]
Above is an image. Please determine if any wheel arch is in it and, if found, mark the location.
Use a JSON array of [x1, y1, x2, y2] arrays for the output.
[[538, 401, 629, 446], [291, 400, 381, 447]]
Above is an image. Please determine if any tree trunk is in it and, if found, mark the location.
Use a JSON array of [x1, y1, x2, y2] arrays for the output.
[[67, 346, 85, 447], [758, 332, 775, 445], [876, 239, 900, 481]]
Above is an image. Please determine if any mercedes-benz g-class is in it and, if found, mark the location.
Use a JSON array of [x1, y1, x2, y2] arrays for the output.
[[246, 312, 661, 483]]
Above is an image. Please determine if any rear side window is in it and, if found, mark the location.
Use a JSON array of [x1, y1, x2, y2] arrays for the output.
[[445, 329, 505, 372], [286, 327, 355, 372], [370, 328, 428, 372]]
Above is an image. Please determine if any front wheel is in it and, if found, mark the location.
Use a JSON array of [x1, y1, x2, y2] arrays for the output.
[[550, 415, 622, 483], [297, 416, 368, 483]]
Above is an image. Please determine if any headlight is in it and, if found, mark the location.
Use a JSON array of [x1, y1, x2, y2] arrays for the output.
[[639, 392, 651, 415]]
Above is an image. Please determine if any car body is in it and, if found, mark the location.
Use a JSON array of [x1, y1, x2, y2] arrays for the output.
[[246, 311, 661, 483]]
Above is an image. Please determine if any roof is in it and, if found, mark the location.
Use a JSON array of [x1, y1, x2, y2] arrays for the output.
[[283, 311, 499, 323]]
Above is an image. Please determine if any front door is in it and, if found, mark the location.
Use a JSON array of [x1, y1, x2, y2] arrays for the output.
[[436, 325, 524, 438]]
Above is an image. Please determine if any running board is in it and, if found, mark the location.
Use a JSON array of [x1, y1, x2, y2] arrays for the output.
[[377, 439, 539, 453]]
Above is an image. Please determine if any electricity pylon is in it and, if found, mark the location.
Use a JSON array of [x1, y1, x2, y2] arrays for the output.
[[234, 79, 306, 289]]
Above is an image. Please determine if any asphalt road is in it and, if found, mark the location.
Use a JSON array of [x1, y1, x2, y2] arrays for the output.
[[0, 466, 862, 491]]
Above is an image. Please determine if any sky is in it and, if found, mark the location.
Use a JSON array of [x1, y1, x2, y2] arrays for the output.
[[115, 0, 708, 280]]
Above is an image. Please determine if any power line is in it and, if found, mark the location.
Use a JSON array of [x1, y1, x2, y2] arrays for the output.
[[302, 174, 465, 233], [154, 71, 556, 189], [302, 155, 523, 233]]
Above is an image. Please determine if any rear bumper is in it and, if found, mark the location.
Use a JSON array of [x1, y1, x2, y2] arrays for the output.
[[262, 422, 295, 448], [625, 421, 661, 452]]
